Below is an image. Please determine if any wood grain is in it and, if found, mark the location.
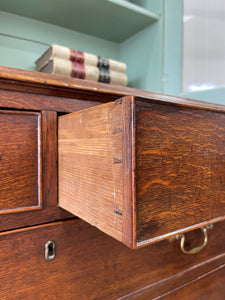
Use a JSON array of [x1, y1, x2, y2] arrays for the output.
[[119, 250, 225, 300], [135, 101, 225, 245], [119, 260, 225, 300], [59, 96, 136, 246], [1, 65, 225, 113], [0, 89, 104, 113], [122, 96, 136, 248], [158, 265, 225, 300], [0, 110, 72, 231], [58, 98, 128, 242], [0, 110, 41, 213], [1, 219, 225, 300]]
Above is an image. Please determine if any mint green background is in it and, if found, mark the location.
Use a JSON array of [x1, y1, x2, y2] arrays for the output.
[[0, 0, 224, 103]]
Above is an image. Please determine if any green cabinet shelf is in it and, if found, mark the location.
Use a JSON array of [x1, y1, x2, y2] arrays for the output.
[[0, 0, 159, 42]]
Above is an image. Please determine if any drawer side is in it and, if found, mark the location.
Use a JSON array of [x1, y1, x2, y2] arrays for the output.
[[58, 97, 134, 243]]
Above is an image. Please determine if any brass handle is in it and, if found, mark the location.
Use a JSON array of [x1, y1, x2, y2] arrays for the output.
[[168, 225, 213, 255], [180, 227, 208, 254]]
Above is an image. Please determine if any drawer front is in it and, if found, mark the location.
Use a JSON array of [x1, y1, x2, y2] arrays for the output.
[[121, 265, 225, 300], [1, 219, 225, 300], [58, 96, 225, 248], [0, 110, 72, 232], [0, 110, 41, 213], [157, 266, 225, 300], [135, 100, 225, 246]]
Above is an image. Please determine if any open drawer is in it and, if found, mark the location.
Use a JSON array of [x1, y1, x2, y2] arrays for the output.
[[58, 96, 225, 249]]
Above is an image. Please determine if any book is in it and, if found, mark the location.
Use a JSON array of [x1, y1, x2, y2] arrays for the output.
[[40, 57, 128, 86], [36, 44, 127, 73]]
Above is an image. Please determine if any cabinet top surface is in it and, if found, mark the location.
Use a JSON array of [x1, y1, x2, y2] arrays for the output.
[[0, 65, 224, 113]]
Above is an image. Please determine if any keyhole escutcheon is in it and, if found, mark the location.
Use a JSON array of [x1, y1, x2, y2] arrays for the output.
[[45, 240, 56, 261]]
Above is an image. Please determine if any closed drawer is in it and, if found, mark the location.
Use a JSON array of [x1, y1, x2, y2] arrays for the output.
[[1, 218, 225, 299], [58, 96, 225, 248], [156, 266, 225, 300]]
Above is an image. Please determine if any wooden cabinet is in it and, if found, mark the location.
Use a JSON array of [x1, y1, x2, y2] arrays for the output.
[[1, 66, 225, 299]]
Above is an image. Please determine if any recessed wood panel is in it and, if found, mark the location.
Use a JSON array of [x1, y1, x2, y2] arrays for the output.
[[0, 110, 41, 213]]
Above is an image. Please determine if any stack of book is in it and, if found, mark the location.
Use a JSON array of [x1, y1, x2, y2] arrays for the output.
[[35, 44, 128, 86]]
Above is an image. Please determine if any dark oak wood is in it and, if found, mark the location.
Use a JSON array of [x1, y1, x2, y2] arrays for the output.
[[136, 101, 225, 246], [122, 96, 136, 248], [158, 265, 225, 300], [1, 218, 225, 300], [0, 89, 104, 112], [0, 110, 72, 231], [1, 65, 225, 113], [119, 260, 225, 300], [0, 110, 41, 213]]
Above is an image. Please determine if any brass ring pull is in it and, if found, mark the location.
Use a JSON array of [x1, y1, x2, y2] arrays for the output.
[[168, 225, 213, 255], [180, 227, 208, 255]]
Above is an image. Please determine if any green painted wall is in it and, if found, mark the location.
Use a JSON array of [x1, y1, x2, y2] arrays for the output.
[[1, 1, 223, 103], [0, 1, 163, 93], [163, 0, 183, 96]]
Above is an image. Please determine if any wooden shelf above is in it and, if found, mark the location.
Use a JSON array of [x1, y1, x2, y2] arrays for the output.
[[0, 0, 159, 43]]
